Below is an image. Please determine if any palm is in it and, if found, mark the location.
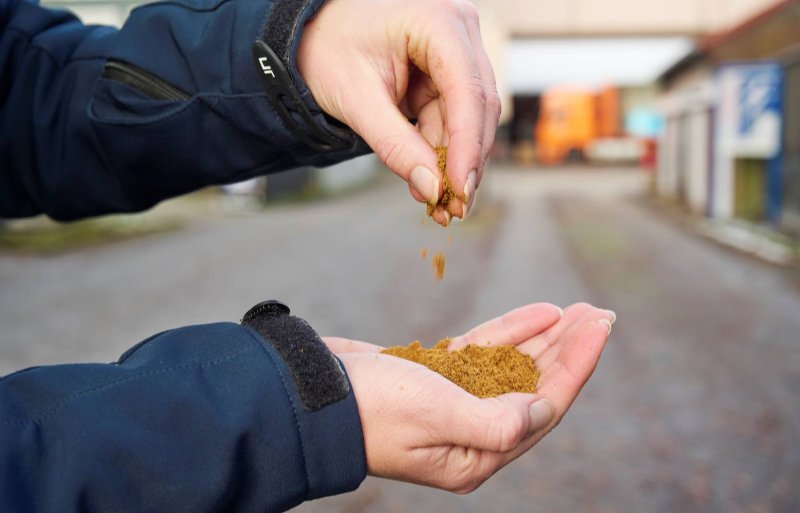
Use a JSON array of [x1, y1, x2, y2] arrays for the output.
[[449, 303, 613, 445], [325, 302, 613, 491]]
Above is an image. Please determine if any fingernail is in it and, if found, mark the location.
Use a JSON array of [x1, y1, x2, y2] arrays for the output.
[[556, 306, 564, 317], [463, 170, 477, 217], [598, 319, 612, 335], [443, 210, 452, 227], [604, 310, 617, 324], [410, 166, 439, 205], [528, 399, 555, 436]]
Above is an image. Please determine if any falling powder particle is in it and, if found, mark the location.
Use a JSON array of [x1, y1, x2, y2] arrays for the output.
[[421, 146, 461, 282], [381, 339, 540, 398], [432, 252, 445, 281]]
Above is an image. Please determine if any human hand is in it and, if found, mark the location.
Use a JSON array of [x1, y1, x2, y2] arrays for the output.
[[323, 302, 615, 492], [297, 0, 499, 225]]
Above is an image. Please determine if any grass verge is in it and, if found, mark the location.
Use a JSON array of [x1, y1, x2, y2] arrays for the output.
[[0, 216, 182, 255]]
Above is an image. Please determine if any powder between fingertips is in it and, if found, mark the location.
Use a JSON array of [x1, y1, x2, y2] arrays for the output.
[[425, 146, 459, 220], [381, 339, 540, 398]]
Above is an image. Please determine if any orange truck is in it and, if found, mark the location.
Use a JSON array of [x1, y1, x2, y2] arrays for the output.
[[534, 86, 621, 165]]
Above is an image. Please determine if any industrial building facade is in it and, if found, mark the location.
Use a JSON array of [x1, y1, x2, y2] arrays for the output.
[[657, 0, 800, 237]]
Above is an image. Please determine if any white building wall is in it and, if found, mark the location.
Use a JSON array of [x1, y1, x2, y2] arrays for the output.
[[475, 0, 781, 36], [658, 116, 681, 199], [657, 69, 714, 211], [685, 109, 711, 214]]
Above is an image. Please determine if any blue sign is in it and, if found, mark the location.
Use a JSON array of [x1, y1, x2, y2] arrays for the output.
[[738, 65, 782, 138]]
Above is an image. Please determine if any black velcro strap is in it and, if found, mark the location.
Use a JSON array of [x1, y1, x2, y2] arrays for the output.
[[252, 0, 353, 151], [263, 0, 311, 63], [242, 301, 350, 412]]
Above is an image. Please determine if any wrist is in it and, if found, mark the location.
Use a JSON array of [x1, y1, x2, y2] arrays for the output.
[[295, 7, 343, 125], [296, 16, 316, 94], [251, 0, 367, 154], [241, 300, 350, 411], [241, 301, 368, 497]]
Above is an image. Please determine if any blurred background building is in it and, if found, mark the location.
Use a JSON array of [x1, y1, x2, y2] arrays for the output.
[[658, 1, 799, 239], [471, 0, 798, 242]]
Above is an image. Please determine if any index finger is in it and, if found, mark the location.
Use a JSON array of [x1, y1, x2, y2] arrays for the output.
[[448, 303, 563, 351]]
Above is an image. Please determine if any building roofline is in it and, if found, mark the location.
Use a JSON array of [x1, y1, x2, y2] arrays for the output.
[[699, 0, 797, 52], [658, 48, 706, 86], [658, 0, 798, 84], [511, 31, 701, 40]]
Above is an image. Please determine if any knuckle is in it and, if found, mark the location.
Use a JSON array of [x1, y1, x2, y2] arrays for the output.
[[469, 79, 488, 104], [448, 123, 484, 151], [499, 415, 525, 452], [441, 72, 484, 104], [373, 133, 405, 172], [487, 90, 502, 120], [570, 302, 594, 313], [485, 405, 524, 452], [481, 131, 496, 163]]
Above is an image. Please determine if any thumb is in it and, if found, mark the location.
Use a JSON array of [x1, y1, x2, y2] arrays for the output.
[[434, 392, 555, 453], [349, 94, 441, 206]]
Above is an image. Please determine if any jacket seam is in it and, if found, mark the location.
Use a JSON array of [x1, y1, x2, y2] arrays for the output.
[[4, 26, 108, 68], [129, 0, 257, 15], [241, 326, 311, 499], [89, 93, 278, 134], [1, 342, 260, 427]]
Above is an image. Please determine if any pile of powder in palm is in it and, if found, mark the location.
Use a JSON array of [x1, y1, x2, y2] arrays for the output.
[[381, 339, 539, 398]]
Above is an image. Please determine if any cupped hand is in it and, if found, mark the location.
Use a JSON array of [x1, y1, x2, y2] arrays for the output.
[[297, 0, 499, 225], [323, 302, 615, 492]]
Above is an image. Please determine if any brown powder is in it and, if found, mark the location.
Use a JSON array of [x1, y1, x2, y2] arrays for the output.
[[431, 251, 445, 281], [381, 339, 539, 398], [420, 247, 428, 260], [426, 146, 463, 221]]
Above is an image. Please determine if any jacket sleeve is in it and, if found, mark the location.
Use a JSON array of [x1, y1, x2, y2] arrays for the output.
[[0, 0, 370, 221], [0, 322, 367, 513]]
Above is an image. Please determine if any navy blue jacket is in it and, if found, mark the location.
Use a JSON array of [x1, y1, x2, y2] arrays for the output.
[[0, 0, 368, 220], [1, 324, 367, 512], [1, 0, 369, 510]]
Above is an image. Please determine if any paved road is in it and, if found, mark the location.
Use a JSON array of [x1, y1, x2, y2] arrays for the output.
[[2, 166, 799, 512]]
